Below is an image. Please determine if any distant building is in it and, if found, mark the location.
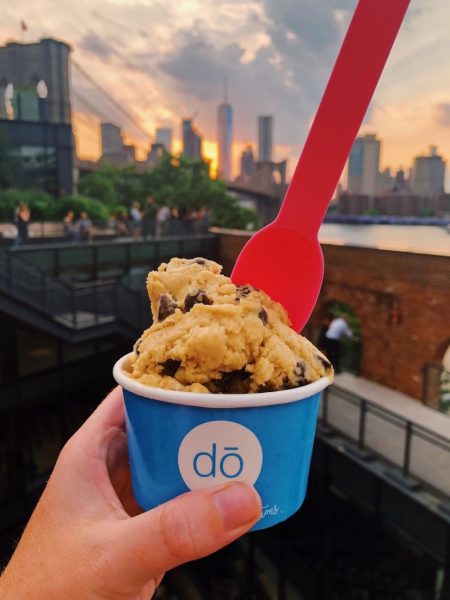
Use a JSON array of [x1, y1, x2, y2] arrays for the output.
[[392, 169, 408, 194], [101, 123, 123, 156], [100, 122, 135, 164], [0, 38, 73, 194], [239, 145, 255, 179], [410, 146, 445, 196], [217, 83, 232, 180], [156, 127, 172, 153], [337, 192, 450, 217], [377, 167, 394, 195], [146, 142, 165, 166], [123, 144, 135, 162], [258, 116, 273, 162], [182, 118, 202, 160], [347, 134, 380, 196]]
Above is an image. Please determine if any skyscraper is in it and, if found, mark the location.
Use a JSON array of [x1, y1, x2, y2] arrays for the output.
[[410, 146, 445, 196], [347, 134, 381, 196], [240, 144, 254, 179], [101, 123, 123, 156], [100, 122, 134, 163], [156, 127, 172, 153], [182, 118, 202, 160], [217, 80, 232, 180], [258, 115, 273, 162]]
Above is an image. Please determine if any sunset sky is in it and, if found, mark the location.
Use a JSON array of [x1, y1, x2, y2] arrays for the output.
[[2, 0, 450, 186]]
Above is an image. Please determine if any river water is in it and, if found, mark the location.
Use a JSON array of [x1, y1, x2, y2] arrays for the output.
[[318, 224, 450, 256]]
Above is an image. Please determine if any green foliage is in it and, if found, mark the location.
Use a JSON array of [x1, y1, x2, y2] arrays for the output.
[[77, 164, 144, 207], [0, 189, 54, 221], [0, 152, 260, 230], [420, 207, 434, 217], [329, 300, 361, 336], [77, 169, 117, 206], [141, 153, 259, 230], [0, 189, 109, 223], [54, 196, 110, 223], [211, 196, 260, 230], [363, 207, 382, 216]]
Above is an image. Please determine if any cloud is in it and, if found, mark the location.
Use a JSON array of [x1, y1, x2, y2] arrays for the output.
[[79, 32, 113, 59], [5, 0, 449, 180], [435, 103, 450, 128], [154, 0, 360, 150]]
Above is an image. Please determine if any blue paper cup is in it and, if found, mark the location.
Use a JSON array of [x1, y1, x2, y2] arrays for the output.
[[113, 354, 331, 530]]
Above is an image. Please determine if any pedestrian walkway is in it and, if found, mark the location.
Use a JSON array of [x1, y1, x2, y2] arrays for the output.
[[334, 373, 449, 438], [322, 373, 450, 499]]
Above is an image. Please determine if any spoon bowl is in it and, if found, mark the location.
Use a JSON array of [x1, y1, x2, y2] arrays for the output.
[[232, 224, 323, 331]]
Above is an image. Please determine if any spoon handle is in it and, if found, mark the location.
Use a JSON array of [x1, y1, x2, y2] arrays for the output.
[[276, 0, 410, 234]]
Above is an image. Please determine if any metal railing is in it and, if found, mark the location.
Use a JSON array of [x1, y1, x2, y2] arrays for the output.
[[320, 384, 450, 499], [0, 249, 154, 333], [9, 235, 220, 281]]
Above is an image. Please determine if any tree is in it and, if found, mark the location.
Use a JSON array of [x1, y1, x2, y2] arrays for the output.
[[77, 169, 117, 206], [141, 153, 260, 230]]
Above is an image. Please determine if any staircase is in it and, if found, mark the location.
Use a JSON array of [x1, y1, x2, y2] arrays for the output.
[[0, 248, 149, 341]]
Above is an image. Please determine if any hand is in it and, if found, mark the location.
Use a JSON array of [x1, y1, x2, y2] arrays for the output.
[[0, 387, 261, 599]]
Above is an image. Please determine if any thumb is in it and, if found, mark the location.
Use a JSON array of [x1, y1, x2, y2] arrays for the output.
[[109, 482, 261, 589]]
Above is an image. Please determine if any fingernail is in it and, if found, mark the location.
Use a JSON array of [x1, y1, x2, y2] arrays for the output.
[[213, 483, 261, 531]]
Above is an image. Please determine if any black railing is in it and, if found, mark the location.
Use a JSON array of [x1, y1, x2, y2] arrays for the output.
[[0, 249, 120, 330], [320, 385, 450, 500], [9, 235, 220, 282], [0, 236, 219, 333]]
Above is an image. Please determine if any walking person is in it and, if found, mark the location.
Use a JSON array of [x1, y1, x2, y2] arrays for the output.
[[63, 210, 77, 242], [143, 196, 157, 240], [323, 314, 353, 374], [13, 202, 31, 246], [194, 206, 211, 235], [129, 201, 143, 240], [156, 205, 170, 238], [77, 211, 93, 243]]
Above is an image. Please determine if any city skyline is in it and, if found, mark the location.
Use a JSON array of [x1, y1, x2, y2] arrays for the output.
[[1, 1, 450, 184]]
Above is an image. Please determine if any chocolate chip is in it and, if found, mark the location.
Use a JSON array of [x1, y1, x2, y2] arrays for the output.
[[294, 360, 309, 386], [317, 354, 332, 369], [158, 293, 177, 321], [160, 359, 181, 377], [282, 377, 296, 390], [212, 368, 250, 393], [184, 289, 213, 312], [258, 308, 268, 325], [191, 258, 206, 265], [236, 285, 253, 298], [259, 383, 276, 393]]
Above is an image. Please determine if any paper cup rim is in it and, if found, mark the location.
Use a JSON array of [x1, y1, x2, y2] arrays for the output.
[[113, 354, 331, 408]]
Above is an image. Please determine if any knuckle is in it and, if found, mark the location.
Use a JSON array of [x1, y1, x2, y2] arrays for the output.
[[159, 501, 198, 560]]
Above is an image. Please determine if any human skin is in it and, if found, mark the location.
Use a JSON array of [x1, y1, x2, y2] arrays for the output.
[[0, 387, 261, 599]]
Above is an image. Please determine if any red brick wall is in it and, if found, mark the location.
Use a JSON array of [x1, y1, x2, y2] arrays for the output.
[[218, 231, 450, 401]]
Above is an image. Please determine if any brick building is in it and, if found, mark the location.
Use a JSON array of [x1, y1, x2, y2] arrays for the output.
[[218, 230, 450, 402]]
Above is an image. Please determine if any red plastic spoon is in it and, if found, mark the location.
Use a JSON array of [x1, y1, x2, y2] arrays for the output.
[[231, 0, 410, 331]]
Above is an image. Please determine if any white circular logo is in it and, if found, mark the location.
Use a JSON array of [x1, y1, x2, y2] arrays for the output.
[[178, 421, 263, 490]]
